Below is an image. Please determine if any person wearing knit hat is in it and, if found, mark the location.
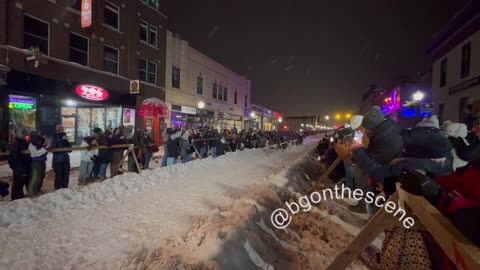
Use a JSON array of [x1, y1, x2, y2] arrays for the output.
[[416, 115, 440, 129], [350, 115, 364, 131], [444, 122, 480, 163], [361, 106, 385, 130]]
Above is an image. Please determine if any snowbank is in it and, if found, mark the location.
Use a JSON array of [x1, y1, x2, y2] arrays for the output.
[[0, 141, 312, 269]]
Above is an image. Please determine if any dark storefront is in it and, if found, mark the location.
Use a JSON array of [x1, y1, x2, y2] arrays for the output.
[[4, 70, 137, 144]]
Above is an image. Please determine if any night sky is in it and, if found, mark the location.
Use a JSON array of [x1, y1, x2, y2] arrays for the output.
[[163, 0, 468, 116]]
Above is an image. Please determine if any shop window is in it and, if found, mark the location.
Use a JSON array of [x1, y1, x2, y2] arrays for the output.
[[8, 95, 37, 142], [218, 85, 223, 100], [104, 0, 120, 30], [122, 108, 136, 131], [440, 58, 447, 87], [212, 82, 217, 99], [61, 107, 76, 143], [69, 0, 81, 11], [197, 77, 203, 95], [223, 87, 228, 102], [69, 32, 89, 66], [461, 42, 471, 79], [106, 107, 122, 131], [104, 45, 119, 74], [172, 66, 180, 88], [139, 58, 147, 82], [76, 108, 91, 144], [23, 14, 49, 55], [148, 61, 157, 84], [140, 20, 148, 43], [234, 91, 238, 105]]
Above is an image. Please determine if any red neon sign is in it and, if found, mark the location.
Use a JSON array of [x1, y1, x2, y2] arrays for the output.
[[75, 84, 109, 101]]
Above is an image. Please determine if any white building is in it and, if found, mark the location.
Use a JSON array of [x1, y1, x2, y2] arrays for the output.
[[430, 1, 480, 123], [164, 31, 251, 130]]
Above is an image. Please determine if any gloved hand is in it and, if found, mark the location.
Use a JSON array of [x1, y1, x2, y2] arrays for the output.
[[397, 170, 447, 205]]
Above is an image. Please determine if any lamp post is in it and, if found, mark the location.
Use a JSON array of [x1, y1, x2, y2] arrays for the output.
[[197, 101, 205, 126], [412, 91, 425, 123]]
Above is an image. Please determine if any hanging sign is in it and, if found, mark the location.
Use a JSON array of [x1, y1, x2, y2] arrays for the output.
[[130, 80, 140, 94], [75, 84, 109, 101], [81, 0, 92, 28]]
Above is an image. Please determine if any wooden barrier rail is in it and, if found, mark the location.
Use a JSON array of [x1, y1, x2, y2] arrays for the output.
[[316, 157, 480, 270]]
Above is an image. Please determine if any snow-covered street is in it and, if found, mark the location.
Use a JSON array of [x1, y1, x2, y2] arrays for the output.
[[0, 138, 318, 270]]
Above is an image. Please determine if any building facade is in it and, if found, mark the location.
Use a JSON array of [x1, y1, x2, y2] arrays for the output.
[[0, 0, 168, 144], [164, 31, 251, 130], [429, 0, 480, 123]]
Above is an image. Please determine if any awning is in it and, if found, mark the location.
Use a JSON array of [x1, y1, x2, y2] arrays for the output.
[[138, 97, 169, 118]]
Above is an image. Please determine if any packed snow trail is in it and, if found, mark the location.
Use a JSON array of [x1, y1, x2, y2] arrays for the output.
[[0, 139, 317, 270]]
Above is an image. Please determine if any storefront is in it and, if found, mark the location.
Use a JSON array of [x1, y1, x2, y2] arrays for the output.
[[217, 112, 242, 130], [169, 104, 214, 129], [6, 71, 137, 144]]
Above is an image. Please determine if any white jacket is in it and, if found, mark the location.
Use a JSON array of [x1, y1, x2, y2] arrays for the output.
[[28, 143, 47, 158], [80, 141, 99, 162]]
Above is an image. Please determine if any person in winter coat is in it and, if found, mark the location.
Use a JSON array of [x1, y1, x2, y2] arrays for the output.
[[350, 106, 403, 180], [109, 128, 126, 177], [464, 99, 480, 131], [28, 133, 48, 196], [128, 130, 144, 173], [8, 132, 31, 200], [50, 130, 72, 190], [179, 127, 193, 163], [96, 130, 112, 180], [444, 122, 480, 164], [143, 131, 158, 169], [79, 136, 98, 185], [167, 128, 182, 166], [161, 129, 170, 167]]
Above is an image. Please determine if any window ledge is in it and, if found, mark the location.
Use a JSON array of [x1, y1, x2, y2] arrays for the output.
[[139, 1, 168, 19], [140, 41, 158, 50], [102, 23, 123, 34], [66, 7, 81, 15]]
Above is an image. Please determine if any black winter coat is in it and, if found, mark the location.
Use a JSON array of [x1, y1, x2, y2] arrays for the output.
[[51, 132, 72, 163], [167, 139, 180, 158], [402, 127, 453, 159], [352, 118, 403, 176], [8, 138, 31, 171], [449, 133, 480, 162]]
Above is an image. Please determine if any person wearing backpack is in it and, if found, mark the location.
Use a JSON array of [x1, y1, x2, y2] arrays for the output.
[[28, 133, 48, 196]]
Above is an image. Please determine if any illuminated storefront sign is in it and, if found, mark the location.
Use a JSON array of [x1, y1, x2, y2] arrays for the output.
[[75, 84, 109, 101], [381, 87, 401, 115], [8, 96, 35, 110]]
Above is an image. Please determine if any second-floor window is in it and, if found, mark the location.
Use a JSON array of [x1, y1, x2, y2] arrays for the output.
[[139, 58, 157, 85], [69, 32, 89, 66], [172, 66, 180, 88], [218, 85, 223, 100], [104, 45, 119, 74], [104, 1, 120, 30], [213, 82, 217, 99], [461, 42, 471, 79], [223, 87, 228, 102], [24, 14, 49, 55], [440, 58, 447, 87], [140, 20, 157, 47], [234, 91, 238, 105], [197, 77, 203, 95]]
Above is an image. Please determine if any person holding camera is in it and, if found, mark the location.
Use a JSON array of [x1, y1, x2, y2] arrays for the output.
[[79, 136, 98, 185]]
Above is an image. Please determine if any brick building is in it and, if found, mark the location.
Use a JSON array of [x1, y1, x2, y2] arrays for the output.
[[0, 0, 168, 144]]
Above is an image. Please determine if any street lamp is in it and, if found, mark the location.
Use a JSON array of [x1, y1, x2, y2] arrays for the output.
[[250, 112, 256, 118], [325, 115, 330, 120], [278, 117, 283, 123], [345, 113, 352, 119], [197, 101, 205, 109], [335, 114, 341, 120], [412, 91, 425, 102]]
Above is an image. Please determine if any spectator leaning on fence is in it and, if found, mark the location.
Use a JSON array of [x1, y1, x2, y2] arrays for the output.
[[51, 126, 72, 190], [78, 136, 99, 185], [109, 128, 126, 177], [8, 131, 31, 200], [28, 133, 48, 196]]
